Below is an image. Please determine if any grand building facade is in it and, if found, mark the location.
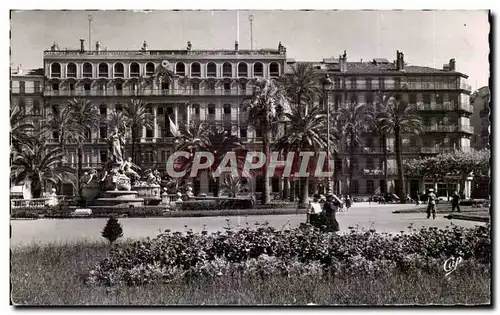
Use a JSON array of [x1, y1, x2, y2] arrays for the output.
[[12, 39, 475, 198]]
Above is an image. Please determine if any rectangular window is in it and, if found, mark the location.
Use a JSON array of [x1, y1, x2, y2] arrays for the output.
[[192, 82, 199, 90], [161, 151, 166, 163], [352, 180, 359, 194], [240, 128, 247, 138], [423, 116, 431, 126], [99, 104, 107, 116], [69, 83, 75, 91], [334, 78, 341, 89], [193, 104, 200, 115], [395, 77, 401, 89], [366, 93, 373, 105], [161, 82, 169, 90], [99, 127, 107, 139], [100, 151, 107, 163], [350, 78, 357, 89], [158, 107, 164, 115], [34, 81, 40, 93], [380, 179, 387, 193], [52, 83, 59, 91], [224, 83, 231, 90], [223, 104, 231, 115], [423, 94, 431, 104], [239, 82, 246, 90], [18, 98, 26, 113], [409, 94, 417, 104], [19, 81, 25, 93], [366, 180, 374, 194], [207, 82, 215, 90], [255, 128, 263, 138], [208, 105, 216, 115], [146, 128, 153, 138], [350, 95, 357, 104], [84, 83, 91, 91], [33, 99, 41, 115], [435, 93, 443, 104], [334, 95, 342, 110], [378, 78, 385, 89], [366, 78, 372, 90], [116, 83, 123, 91]]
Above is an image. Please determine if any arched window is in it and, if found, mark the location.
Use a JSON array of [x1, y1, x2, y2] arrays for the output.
[[191, 63, 201, 77], [222, 62, 232, 77], [253, 62, 263, 77], [207, 62, 217, 77], [145, 62, 155, 76], [175, 63, 185, 76], [98, 63, 109, 78], [114, 63, 124, 78], [67, 63, 77, 78], [269, 62, 280, 77], [51, 63, 61, 78], [237, 63, 248, 77], [130, 62, 140, 77], [82, 63, 93, 78]]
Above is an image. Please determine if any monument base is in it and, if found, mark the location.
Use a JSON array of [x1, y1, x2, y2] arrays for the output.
[[93, 190, 144, 208]]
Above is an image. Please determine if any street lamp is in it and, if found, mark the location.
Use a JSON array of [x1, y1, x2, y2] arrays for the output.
[[323, 75, 333, 194]]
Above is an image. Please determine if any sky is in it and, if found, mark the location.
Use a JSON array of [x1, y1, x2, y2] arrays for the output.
[[10, 10, 490, 89]]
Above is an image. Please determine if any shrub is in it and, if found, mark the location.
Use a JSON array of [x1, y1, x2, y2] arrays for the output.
[[101, 216, 124, 244], [181, 198, 254, 211], [87, 224, 491, 286]]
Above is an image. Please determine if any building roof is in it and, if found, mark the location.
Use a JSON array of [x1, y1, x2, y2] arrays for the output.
[[11, 68, 44, 76]]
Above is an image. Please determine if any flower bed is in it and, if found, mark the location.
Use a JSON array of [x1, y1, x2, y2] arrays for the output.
[[86, 224, 491, 287], [181, 198, 255, 211]]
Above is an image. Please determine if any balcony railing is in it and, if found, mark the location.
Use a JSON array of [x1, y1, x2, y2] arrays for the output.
[[332, 82, 472, 91], [421, 125, 474, 134], [457, 103, 474, 113], [43, 89, 254, 97], [44, 49, 284, 57], [11, 87, 43, 94]]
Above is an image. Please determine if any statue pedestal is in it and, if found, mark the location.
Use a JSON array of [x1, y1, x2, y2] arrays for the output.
[[93, 190, 144, 208]]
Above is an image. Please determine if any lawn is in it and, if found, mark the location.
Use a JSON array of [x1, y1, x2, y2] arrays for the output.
[[11, 224, 491, 306]]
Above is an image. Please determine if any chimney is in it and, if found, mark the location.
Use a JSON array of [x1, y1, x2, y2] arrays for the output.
[[449, 58, 456, 71], [339, 50, 348, 72], [396, 50, 405, 71], [79, 39, 85, 53], [95, 41, 101, 52], [235, 40, 239, 51]]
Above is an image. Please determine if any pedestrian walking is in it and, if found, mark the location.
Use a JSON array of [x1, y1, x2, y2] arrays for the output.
[[451, 191, 461, 212], [323, 194, 340, 232], [345, 194, 352, 210], [426, 189, 437, 219]]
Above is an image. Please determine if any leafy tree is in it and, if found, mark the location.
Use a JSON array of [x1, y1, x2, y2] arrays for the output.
[[101, 216, 123, 244], [10, 140, 76, 198], [243, 79, 290, 204], [335, 102, 373, 194], [276, 105, 337, 208], [368, 92, 391, 191], [123, 99, 153, 164], [379, 97, 422, 202]]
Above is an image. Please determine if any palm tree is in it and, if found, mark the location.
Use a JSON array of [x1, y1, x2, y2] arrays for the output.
[[244, 78, 290, 205], [379, 97, 422, 202], [368, 92, 390, 194], [10, 140, 76, 198], [276, 105, 337, 208], [10, 103, 35, 153], [123, 99, 153, 164], [46, 105, 76, 165], [335, 102, 374, 195], [281, 62, 323, 114], [107, 110, 129, 135], [221, 175, 249, 197], [67, 98, 99, 192]]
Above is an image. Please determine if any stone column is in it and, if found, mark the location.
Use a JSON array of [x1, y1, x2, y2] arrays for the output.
[[186, 103, 191, 127], [142, 126, 146, 139], [153, 104, 158, 138]]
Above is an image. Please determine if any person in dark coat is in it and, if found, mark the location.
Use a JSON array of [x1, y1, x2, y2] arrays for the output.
[[323, 194, 340, 232], [451, 191, 461, 212]]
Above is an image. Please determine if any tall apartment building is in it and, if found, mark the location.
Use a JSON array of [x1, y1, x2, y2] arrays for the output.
[[306, 50, 474, 198], [10, 65, 45, 133], [16, 40, 474, 198], [42, 39, 287, 195], [470, 86, 490, 150]]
